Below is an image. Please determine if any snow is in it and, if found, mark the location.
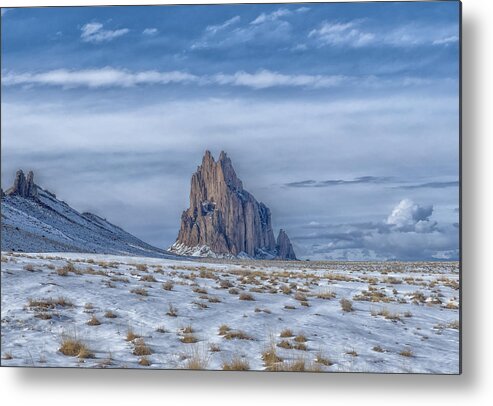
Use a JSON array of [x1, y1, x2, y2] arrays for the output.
[[1, 252, 460, 373]]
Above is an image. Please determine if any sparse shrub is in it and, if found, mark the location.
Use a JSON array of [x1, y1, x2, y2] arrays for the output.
[[87, 315, 101, 326], [294, 342, 307, 351], [59, 336, 93, 358], [140, 274, 157, 283], [284, 305, 296, 310], [448, 320, 460, 329], [219, 280, 233, 289], [23, 264, 35, 272], [208, 296, 222, 303], [315, 353, 333, 366], [193, 287, 208, 294], [167, 303, 178, 317], [239, 293, 255, 301], [28, 297, 73, 310], [209, 343, 221, 352], [277, 340, 293, 349], [228, 288, 239, 295], [280, 329, 293, 338], [294, 335, 307, 343], [316, 290, 336, 300], [340, 298, 353, 312], [133, 338, 152, 356], [56, 267, 69, 276], [372, 345, 384, 353], [346, 349, 358, 357], [35, 312, 52, 320], [156, 326, 167, 333], [162, 281, 174, 291], [218, 324, 231, 335], [181, 325, 194, 334], [104, 310, 117, 318], [223, 330, 253, 340], [2, 352, 13, 360], [126, 328, 139, 341], [399, 348, 413, 357], [294, 292, 307, 302], [222, 356, 250, 371], [184, 346, 209, 370], [135, 264, 148, 272], [181, 334, 198, 344], [131, 287, 148, 296], [138, 356, 151, 366], [262, 345, 283, 368]]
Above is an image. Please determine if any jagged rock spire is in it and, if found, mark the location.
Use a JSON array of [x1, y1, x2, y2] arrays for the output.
[[276, 229, 297, 260], [171, 150, 296, 260], [6, 170, 38, 198]]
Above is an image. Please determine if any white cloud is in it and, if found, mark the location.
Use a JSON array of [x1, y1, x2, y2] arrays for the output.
[[251, 8, 291, 25], [2, 68, 199, 88], [142, 28, 158, 36], [386, 198, 435, 232], [212, 70, 346, 89], [250, 7, 308, 25], [309, 21, 375, 47], [80, 22, 129, 43], [3, 67, 456, 91], [205, 16, 241, 35], [432, 35, 459, 45], [3, 68, 346, 90]]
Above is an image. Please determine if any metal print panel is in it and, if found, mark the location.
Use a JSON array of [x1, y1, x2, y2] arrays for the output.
[[0, 1, 461, 373]]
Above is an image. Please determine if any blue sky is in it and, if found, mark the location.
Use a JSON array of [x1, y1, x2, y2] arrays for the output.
[[1, 2, 460, 260]]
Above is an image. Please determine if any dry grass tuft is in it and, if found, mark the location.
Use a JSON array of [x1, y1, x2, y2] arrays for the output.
[[218, 324, 231, 335], [315, 353, 333, 366], [87, 315, 101, 326], [167, 303, 178, 317], [126, 328, 140, 342], [104, 310, 117, 318], [239, 292, 255, 301], [59, 336, 93, 358], [131, 287, 148, 296], [162, 281, 174, 291], [140, 274, 157, 283], [399, 348, 413, 357], [223, 330, 253, 340], [184, 346, 210, 370], [138, 356, 151, 366], [222, 356, 250, 371], [280, 329, 293, 338], [133, 338, 152, 356], [180, 334, 199, 344], [340, 298, 353, 312]]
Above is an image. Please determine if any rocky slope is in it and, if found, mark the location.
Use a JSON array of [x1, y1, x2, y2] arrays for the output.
[[170, 151, 296, 260], [1, 170, 176, 258]]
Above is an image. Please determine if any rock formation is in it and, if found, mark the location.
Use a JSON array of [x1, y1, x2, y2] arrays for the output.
[[276, 229, 297, 261], [5, 170, 38, 198], [170, 151, 296, 260]]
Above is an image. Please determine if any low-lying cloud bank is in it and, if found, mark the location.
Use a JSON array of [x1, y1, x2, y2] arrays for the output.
[[293, 199, 459, 261], [2, 67, 454, 90]]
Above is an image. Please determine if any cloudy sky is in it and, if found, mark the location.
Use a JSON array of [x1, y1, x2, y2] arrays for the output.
[[1, 2, 460, 260]]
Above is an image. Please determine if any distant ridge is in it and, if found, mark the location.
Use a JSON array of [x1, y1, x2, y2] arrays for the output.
[[1, 170, 176, 258]]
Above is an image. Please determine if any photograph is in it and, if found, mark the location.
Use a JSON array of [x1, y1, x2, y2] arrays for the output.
[[1, 1, 460, 373]]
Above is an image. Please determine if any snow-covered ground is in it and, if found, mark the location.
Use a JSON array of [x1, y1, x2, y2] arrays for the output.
[[1, 252, 459, 373]]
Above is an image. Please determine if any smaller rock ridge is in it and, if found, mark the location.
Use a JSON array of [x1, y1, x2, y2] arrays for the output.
[[6, 170, 38, 198], [276, 229, 297, 260]]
